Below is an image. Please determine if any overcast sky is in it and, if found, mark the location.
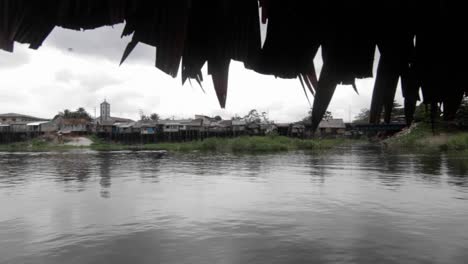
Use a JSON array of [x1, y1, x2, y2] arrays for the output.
[[0, 24, 404, 122]]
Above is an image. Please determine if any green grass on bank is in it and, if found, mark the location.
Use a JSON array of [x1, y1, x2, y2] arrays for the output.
[[0, 135, 346, 153], [90, 136, 346, 153], [384, 122, 432, 148], [384, 122, 468, 152], [445, 133, 468, 151]]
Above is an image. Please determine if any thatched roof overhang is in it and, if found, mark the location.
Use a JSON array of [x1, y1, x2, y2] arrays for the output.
[[1, 0, 466, 130]]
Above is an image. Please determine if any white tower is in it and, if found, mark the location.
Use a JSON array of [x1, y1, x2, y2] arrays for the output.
[[100, 100, 110, 122]]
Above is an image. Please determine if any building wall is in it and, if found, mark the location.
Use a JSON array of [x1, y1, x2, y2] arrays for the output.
[[62, 124, 88, 132], [40, 122, 58, 133], [10, 124, 28, 133], [100, 101, 110, 121], [163, 125, 180, 133], [1, 117, 38, 123]]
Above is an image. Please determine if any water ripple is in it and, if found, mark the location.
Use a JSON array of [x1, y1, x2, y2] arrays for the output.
[[1, 146, 468, 263]]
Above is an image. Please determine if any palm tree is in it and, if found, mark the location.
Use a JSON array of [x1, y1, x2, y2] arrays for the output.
[[63, 109, 71, 118]]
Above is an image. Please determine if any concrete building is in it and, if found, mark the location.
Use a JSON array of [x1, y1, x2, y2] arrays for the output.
[[100, 100, 111, 122], [95, 100, 134, 133]]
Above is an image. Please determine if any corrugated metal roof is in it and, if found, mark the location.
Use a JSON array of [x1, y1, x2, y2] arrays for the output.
[[26, 121, 49, 126], [232, 120, 246, 126], [115, 122, 135, 128], [0, 113, 49, 121], [318, 119, 346, 129]]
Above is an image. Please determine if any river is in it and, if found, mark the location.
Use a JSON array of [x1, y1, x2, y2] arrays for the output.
[[1, 145, 467, 263]]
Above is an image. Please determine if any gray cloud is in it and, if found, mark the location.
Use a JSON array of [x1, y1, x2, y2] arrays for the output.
[[44, 24, 154, 65], [55, 69, 123, 92], [0, 90, 26, 104], [0, 48, 31, 69], [55, 69, 74, 83]]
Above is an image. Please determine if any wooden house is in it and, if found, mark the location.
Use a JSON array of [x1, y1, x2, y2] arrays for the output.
[[232, 120, 247, 134], [275, 123, 291, 136], [54, 117, 91, 135], [317, 119, 346, 136]]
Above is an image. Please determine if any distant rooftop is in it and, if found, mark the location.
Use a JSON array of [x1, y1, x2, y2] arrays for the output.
[[0, 113, 49, 121], [318, 119, 346, 129], [95, 116, 134, 123]]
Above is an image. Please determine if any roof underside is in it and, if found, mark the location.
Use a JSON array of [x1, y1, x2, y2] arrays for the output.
[[1, 1, 466, 130]]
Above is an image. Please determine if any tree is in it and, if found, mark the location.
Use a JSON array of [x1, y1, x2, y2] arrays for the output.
[[388, 100, 404, 121], [244, 109, 261, 124], [214, 115, 222, 121], [150, 113, 160, 121], [455, 97, 468, 125], [231, 114, 242, 121], [322, 111, 333, 121], [244, 109, 271, 124], [302, 109, 333, 124], [353, 108, 370, 123], [56, 108, 91, 120], [140, 115, 151, 121]]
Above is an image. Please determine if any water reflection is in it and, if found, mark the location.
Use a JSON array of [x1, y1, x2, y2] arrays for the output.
[[52, 152, 93, 192], [0, 153, 32, 187], [445, 156, 468, 188], [307, 154, 328, 185], [415, 153, 443, 176], [1, 147, 468, 263], [98, 153, 112, 198]]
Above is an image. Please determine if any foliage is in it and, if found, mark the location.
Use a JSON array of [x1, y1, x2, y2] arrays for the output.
[[89, 136, 345, 152], [455, 97, 468, 125], [445, 133, 468, 151], [384, 123, 431, 148], [353, 108, 370, 123], [384, 122, 468, 152], [231, 114, 242, 121], [150, 113, 160, 121], [302, 110, 333, 124], [243, 109, 271, 125], [322, 111, 333, 120], [389, 101, 404, 121], [413, 102, 444, 123], [413, 103, 429, 122], [353, 100, 404, 124], [55, 107, 92, 120], [139, 111, 160, 122], [140, 115, 150, 121]]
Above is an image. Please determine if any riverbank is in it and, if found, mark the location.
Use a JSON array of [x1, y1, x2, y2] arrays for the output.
[[90, 136, 347, 152], [0, 136, 348, 153], [383, 122, 468, 152]]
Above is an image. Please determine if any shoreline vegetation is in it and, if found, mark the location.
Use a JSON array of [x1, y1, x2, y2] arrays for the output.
[[383, 122, 468, 152], [4, 122, 468, 153], [0, 136, 347, 153]]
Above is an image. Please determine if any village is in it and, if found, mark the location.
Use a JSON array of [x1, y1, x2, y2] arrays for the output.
[[0, 100, 352, 145]]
